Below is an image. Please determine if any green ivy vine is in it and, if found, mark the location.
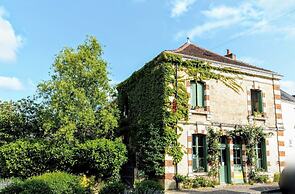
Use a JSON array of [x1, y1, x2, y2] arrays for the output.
[[117, 52, 242, 178]]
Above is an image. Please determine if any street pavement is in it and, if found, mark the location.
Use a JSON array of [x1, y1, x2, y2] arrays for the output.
[[166, 183, 281, 194]]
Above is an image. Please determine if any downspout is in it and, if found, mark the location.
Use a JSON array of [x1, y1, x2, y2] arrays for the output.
[[272, 74, 281, 173], [174, 60, 179, 190]]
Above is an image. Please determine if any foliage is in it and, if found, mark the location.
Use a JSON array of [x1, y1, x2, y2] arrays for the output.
[[249, 171, 269, 184], [229, 125, 272, 181], [180, 176, 215, 189], [0, 138, 126, 180], [207, 127, 222, 181], [135, 180, 164, 194], [0, 172, 86, 194], [0, 99, 46, 146], [74, 138, 127, 180], [99, 181, 126, 194], [174, 174, 187, 183], [273, 173, 281, 182], [38, 36, 119, 142], [118, 52, 241, 178], [229, 125, 269, 167], [0, 139, 48, 178]]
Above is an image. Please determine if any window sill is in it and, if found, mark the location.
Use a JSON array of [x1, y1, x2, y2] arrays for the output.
[[253, 116, 266, 121], [248, 115, 266, 121], [190, 108, 209, 115], [190, 172, 208, 177]]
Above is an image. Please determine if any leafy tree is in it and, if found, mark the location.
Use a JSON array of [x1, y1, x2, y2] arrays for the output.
[[0, 98, 46, 145], [38, 36, 119, 142]]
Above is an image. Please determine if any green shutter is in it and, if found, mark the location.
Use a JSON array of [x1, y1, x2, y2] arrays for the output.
[[190, 81, 197, 109], [204, 137, 208, 172], [258, 91, 263, 113], [262, 139, 267, 171], [196, 82, 204, 107]]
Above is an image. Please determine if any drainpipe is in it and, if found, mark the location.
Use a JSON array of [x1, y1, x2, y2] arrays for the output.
[[272, 74, 281, 173], [174, 61, 179, 190]]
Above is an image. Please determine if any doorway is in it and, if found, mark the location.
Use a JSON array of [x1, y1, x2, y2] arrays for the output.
[[219, 136, 230, 184]]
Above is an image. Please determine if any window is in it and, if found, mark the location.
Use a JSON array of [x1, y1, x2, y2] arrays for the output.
[[122, 95, 129, 118], [190, 81, 205, 109], [233, 137, 242, 165], [192, 134, 207, 172], [251, 89, 263, 114], [255, 139, 267, 170]]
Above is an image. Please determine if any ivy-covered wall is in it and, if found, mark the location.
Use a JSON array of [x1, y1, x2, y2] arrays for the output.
[[117, 53, 188, 178], [117, 51, 245, 179]]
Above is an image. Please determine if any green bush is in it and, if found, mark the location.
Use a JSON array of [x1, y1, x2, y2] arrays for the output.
[[0, 179, 24, 194], [74, 138, 127, 179], [99, 182, 126, 194], [135, 180, 164, 194], [249, 171, 269, 183], [0, 172, 86, 194], [273, 173, 280, 182], [192, 176, 215, 188], [180, 176, 215, 189], [174, 174, 187, 183], [0, 140, 48, 178]]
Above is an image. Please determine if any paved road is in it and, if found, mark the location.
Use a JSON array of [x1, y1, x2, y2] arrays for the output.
[[167, 184, 281, 194]]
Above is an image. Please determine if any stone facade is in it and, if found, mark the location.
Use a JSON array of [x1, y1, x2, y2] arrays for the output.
[[119, 42, 285, 190], [163, 43, 285, 189]]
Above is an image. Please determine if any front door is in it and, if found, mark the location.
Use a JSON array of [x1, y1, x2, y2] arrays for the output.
[[219, 137, 230, 184], [233, 138, 244, 184]]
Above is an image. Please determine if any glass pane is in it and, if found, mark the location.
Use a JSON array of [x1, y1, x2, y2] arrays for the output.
[[198, 147, 204, 157], [190, 81, 197, 109], [192, 135, 196, 146], [196, 82, 204, 107], [193, 147, 197, 155], [198, 135, 204, 146]]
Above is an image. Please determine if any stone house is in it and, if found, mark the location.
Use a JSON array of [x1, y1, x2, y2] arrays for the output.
[[118, 42, 285, 189], [281, 90, 295, 165]]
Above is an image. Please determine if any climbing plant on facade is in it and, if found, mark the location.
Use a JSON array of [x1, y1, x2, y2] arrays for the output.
[[207, 127, 222, 182], [118, 52, 243, 178], [229, 125, 272, 182]]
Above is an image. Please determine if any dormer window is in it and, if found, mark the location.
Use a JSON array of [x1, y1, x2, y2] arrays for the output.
[[190, 81, 205, 109]]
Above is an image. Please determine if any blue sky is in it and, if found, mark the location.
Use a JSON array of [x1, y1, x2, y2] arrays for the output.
[[0, 0, 295, 101]]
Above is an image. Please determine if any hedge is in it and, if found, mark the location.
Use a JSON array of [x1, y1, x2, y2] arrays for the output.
[[0, 172, 86, 194], [0, 139, 127, 180]]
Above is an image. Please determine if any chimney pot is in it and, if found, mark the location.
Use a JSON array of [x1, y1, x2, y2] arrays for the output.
[[225, 49, 236, 60]]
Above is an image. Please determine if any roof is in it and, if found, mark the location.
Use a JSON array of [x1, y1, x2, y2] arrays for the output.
[[168, 42, 274, 73], [281, 90, 295, 102]]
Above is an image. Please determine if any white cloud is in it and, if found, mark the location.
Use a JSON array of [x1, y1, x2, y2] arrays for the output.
[[179, 17, 240, 39], [177, 0, 295, 40], [0, 6, 22, 62], [171, 0, 196, 17], [281, 81, 295, 95], [0, 76, 23, 91]]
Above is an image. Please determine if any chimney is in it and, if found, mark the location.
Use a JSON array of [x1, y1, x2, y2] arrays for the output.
[[225, 49, 236, 60]]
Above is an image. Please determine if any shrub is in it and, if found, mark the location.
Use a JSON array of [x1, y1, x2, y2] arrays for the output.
[[99, 182, 126, 194], [273, 173, 280, 182], [0, 179, 24, 194], [74, 138, 127, 180], [0, 172, 86, 194], [46, 141, 75, 172], [192, 176, 215, 188], [174, 174, 187, 183], [249, 171, 269, 183], [0, 140, 48, 178], [180, 176, 215, 189], [135, 180, 164, 194]]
